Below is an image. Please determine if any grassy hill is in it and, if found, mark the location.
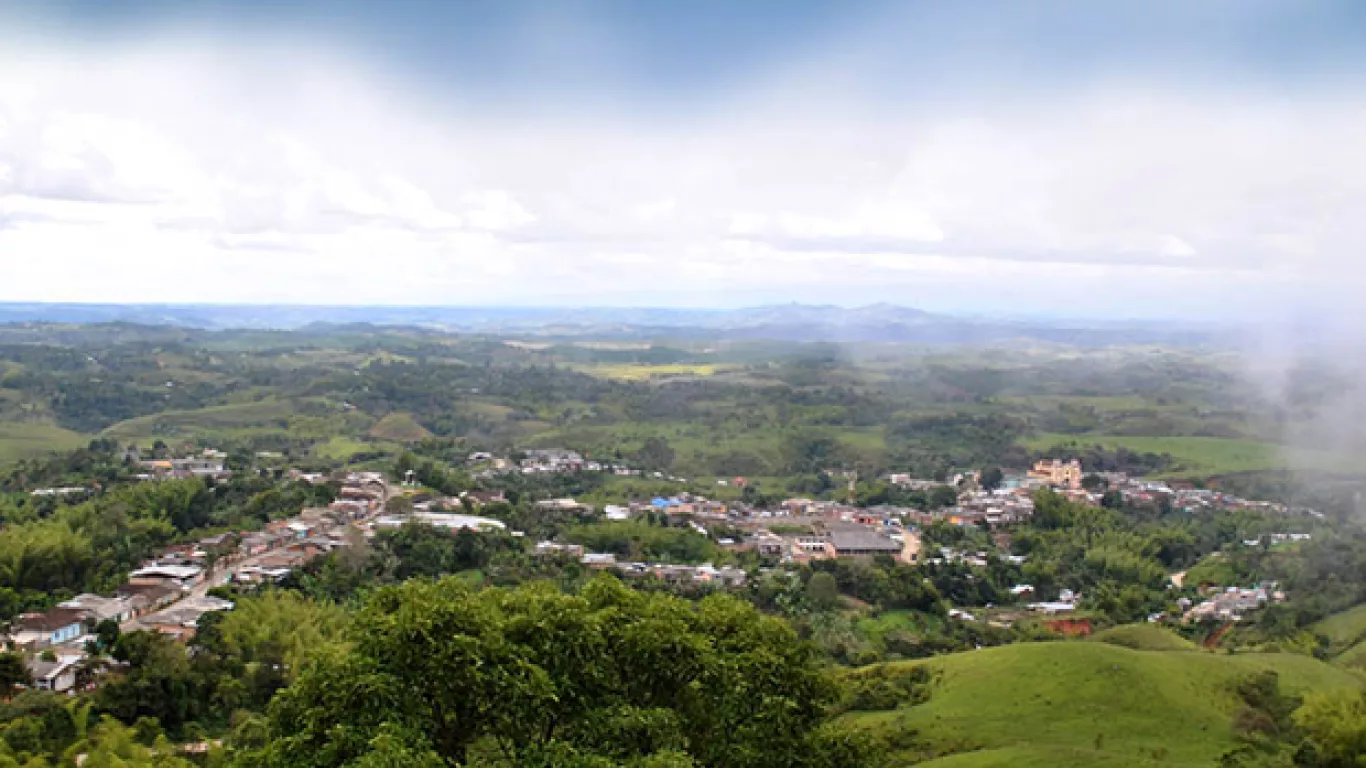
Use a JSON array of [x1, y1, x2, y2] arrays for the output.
[[368, 412, 433, 442], [841, 641, 1362, 767], [1025, 433, 1366, 478], [1310, 604, 1366, 670], [1090, 624, 1199, 652], [0, 421, 87, 463], [101, 399, 301, 442]]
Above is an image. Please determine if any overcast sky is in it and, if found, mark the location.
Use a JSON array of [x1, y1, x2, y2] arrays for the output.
[[1, 0, 1364, 320]]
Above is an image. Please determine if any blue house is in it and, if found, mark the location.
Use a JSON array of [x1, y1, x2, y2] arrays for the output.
[[10, 607, 87, 649]]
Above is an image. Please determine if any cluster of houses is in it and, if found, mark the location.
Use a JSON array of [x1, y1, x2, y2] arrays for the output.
[[469, 448, 694, 481], [132, 448, 233, 482], [467, 449, 643, 477], [887, 459, 1320, 523], [3, 470, 389, 693], [1180, 583, 1285, 623], [533, 542, 749, 586]]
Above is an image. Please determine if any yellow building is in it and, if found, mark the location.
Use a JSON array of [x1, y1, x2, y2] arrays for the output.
[[1029, 459, 1083, 490]]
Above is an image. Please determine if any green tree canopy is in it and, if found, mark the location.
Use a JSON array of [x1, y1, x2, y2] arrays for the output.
[[247, 575, 856, 768]]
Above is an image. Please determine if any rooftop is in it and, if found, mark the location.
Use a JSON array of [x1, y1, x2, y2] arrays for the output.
[[828, 529, 903, 553]]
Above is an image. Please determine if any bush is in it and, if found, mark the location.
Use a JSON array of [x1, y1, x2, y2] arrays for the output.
[[841, 665, 938, 713]]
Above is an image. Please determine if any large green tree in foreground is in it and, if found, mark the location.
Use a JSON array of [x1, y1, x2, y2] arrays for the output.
[[245, 575, 865, 768]]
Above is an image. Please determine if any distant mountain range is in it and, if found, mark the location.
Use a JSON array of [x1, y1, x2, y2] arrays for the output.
[[0, 302, 1223, 346]]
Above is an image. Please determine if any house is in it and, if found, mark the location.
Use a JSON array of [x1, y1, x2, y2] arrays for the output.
[[461, 490, 506, 507], [581, 553, 617, 568], [754, 533, 789, 557], [233, 565, 293, 585], [373, 513, 507, 532], [285, 521, 316, 539], [827, 529, 905, 559], [57, 594, 136, 624], [1029, 459, 1083, 490], [128, 564, 204, 589], [603, 504, 631, 521], [254, 551, 309, 570], [240, 531, 288, 556], [534, 498, 594, 514], [115, 582, 182, 615], [1027, 601, 1077, 615], [27, 655, 81, 693], [198, 533, 236, 551], [8, 608, 88, 650], [534, 542, 585, 558], [136, 596, 234, 640]]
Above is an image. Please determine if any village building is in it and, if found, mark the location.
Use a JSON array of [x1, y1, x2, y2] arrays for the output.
[[534, 541, 586, 558], [1029, 459, 1083, 490], [6, 608, 88, 650], [534, 498, 595, 514], [26, 655, 82, 693], [373, 512, 507, 532], [827, 529, 907, 559], [127, 564, 204, 590], [57, 594, 136, 624], [134, 596, 235, 641]]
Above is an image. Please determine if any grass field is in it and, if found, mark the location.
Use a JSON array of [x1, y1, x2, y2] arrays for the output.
[[313, 436, 379, 461], [525, 421, 887, 478], [571, 363, 731, 381], [1090, 624, 1199, 652], [842, 641, 1363, 767], [0, 421, 88, 462], [1311, 604, 1366, 669], [1026, 433, 1366, 476], [1025, 433, 1284, 475], [101, 399, 301, 442], [368, 412, 433, 442]]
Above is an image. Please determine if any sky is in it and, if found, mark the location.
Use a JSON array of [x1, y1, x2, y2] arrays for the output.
[[1, 0, 1365, 320]]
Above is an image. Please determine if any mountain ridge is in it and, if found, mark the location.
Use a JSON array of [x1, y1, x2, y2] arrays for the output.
[[0, 302, 1221, 346]]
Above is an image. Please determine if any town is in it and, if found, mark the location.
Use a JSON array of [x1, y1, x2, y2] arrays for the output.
[[6, 447, 1318, 696]]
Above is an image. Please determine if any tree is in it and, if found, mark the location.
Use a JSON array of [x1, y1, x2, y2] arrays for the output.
[[1081, 473, 1108, 492], [1295, 690, 1366, 765], [781, 432, 842, 476], [929, 485, 960, 510], [635, 436, 676, 472], [94, 619, 121, 653], [806, 572, 841, 612], [0, 651, 32, 698], [979, 467, 1004, 492], [96, 632, 201, 734], [248, 575, 854, 768], [384, 495, 413, 515]]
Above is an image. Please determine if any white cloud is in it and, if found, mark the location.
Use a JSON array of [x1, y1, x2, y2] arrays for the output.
[[0, 38, 1362, 318]]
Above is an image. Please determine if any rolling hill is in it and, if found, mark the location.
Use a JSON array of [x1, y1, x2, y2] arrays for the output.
[[841, 641, 1363, 767]]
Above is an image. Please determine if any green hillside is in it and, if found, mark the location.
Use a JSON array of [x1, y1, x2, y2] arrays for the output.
[[368, 411, 434, 442], [0, 421, 87, 462], [101, 399, 300, 442], [842, 641, 1363, 767], [1090, 624, 1199, 652], [1311, 604, 1366, 670]]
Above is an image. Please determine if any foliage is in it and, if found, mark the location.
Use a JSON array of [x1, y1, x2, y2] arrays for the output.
[[245, 574, 864, 767], [563, 521, 717, 564]]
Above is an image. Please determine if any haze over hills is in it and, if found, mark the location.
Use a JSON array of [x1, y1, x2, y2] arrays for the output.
[[0, 302, 1222, 346]]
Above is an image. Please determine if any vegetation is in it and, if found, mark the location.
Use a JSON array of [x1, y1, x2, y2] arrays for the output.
[[841, 642, 1362, 767], [243, 575, 861, 768], [3, 323, 1366, 764]]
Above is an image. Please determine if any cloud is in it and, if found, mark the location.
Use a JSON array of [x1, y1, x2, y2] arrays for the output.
[[0, 33, 1363, 318]]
